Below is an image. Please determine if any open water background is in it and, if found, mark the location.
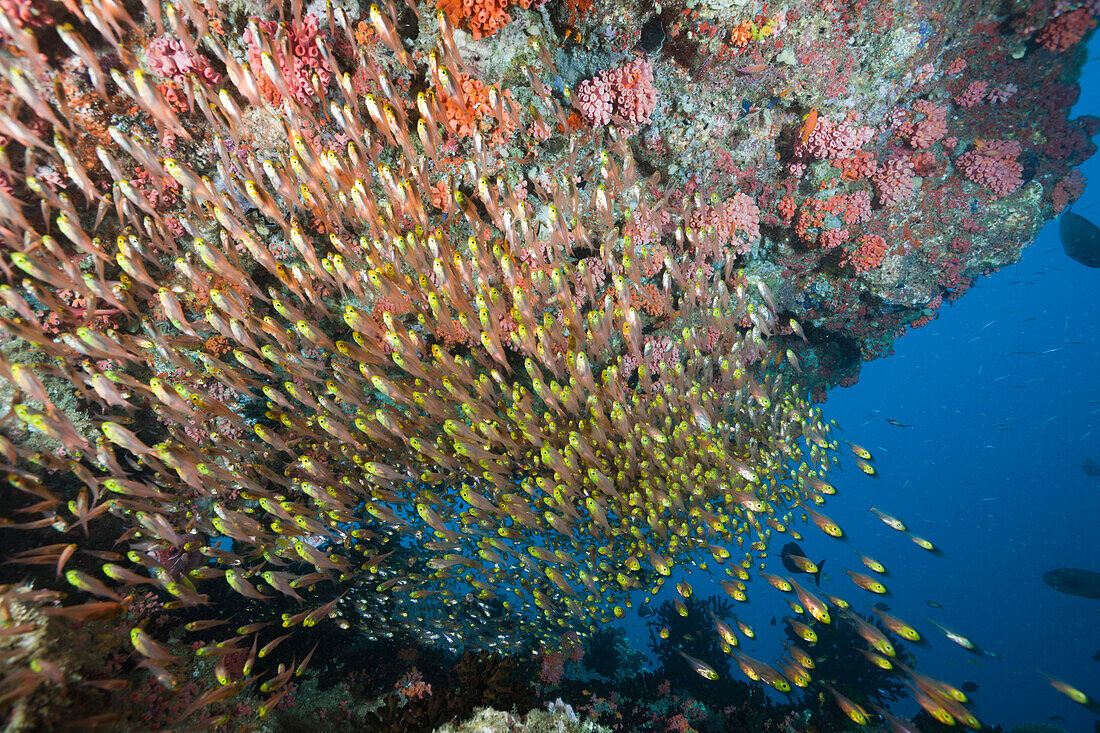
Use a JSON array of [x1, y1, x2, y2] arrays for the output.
[[618, 34, 1100, 731]]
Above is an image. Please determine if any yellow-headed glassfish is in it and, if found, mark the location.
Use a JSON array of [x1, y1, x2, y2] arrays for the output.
[[676, 650, 718, 680], [822, 683, 869, 726], [845, 569, 889, 594], [869, 506, 907, 532]]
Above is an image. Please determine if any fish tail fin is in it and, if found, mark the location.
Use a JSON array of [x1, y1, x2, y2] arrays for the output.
[[814, 559, 825, 586]]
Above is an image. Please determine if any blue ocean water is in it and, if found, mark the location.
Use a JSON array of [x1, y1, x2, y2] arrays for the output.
[[818, 42, 1100, 730], [617, 36, 1100, 732]]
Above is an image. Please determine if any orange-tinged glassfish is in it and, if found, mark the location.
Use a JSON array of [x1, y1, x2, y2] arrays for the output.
[[732, 651, 790, 692], [760, 571, 793, 592], [845, 569, 889, 594], [870, 607, 921, 642], [841, 610, 895, 657], [800, 505, 844, 539], [854, 458, 876, 475], [859, 647, 893, 670], [908, 532, 942, 554], [734, 616, 755, 638], [869, 506, 907, 532], [907, 683, 955, 726], [789, 577, 830, 624], [780, 658, 811, 687], [780, 542, 825, 585], [856, 551, 888, 574], [784, 642, 814, 669], [1037, 670, 1099, 711], [65, 569, 123, 602], [130, 627, 178, 665], [789, 318, 808, 342], [708, 610, 738, 648], [676, 650, 718, 680], [784, 616, 817, 644], [846, 441, 872, 460], [100, 421, 153, 457], [822, 682, 868, 726], [41, 599, 129, 621], [895, 662, 970, 707]]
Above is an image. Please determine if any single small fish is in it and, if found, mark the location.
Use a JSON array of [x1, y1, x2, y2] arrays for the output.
[[856, 551, 888, 574], [784, 642, 814, 669], [846, 441, 872, 460], [785, 616, 817, 644], [927, 618, 980, 652], [131, 627, 178, 665], [798, 107, 819, 146], [822, 682, 868, 726], [780, 542, 825, 585], [854, 458, 876, 475], [869, 506, 907, 532], [908, 533, 941, 554], [1038, 670, 1099, 711], [871, 607, 921, 642], [846, 569, 889, 595], [801, 505, 844, 539], [676, 650, 718, 680]]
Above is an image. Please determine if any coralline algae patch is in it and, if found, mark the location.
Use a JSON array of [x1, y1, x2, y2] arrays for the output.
[[553, 0, 1097, 389]]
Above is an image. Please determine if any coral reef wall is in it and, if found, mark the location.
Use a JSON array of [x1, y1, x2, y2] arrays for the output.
[[0, 0, 1094, 728]]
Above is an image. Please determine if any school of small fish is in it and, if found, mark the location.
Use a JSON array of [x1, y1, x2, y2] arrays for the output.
[[0, 0, 1095, 727]]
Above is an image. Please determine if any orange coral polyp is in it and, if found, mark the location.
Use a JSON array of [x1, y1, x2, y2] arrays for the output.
[[439, 0, 530, 40]]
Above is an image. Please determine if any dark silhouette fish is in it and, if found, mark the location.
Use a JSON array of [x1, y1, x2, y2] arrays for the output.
[[1060, 212, 1100, 268], [780, 542, 825, 586], [1043, 568, 1100, 599], [1083, 458, 1100, 477]]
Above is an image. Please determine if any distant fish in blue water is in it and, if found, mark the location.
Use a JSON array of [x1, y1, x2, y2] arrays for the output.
[[1060, 211, 1100, 267], [1083, 458, 1100, 477], [1038, 669, 1100, 713], [1043, 567, 1100, 599]]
